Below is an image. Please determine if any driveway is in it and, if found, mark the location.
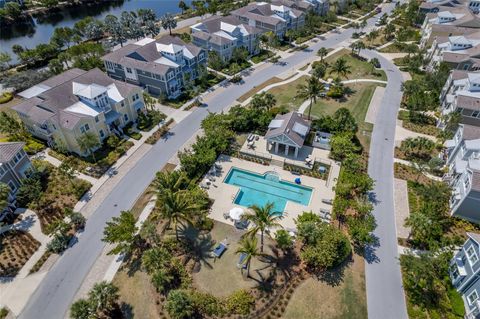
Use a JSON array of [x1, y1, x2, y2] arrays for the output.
[[18, 4, 403, 319]]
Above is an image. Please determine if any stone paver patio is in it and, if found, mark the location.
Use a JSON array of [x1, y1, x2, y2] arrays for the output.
[[206, 154, 339, 231]]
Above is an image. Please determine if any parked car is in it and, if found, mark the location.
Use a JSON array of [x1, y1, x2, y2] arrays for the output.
[[375, 6, 382, 13]]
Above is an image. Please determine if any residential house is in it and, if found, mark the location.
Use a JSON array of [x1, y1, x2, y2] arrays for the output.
[[102, 35, 207, 98], [190, 15, 263, 61], [0, 142, 32, 219], [272, 0, 330, 15], [442, 124, 480, 222], [439, 70, 480, 128], [420, 7, 480, 48], [264, 111, 311, 158], [426, 32, 480, 71], [449, 232, 480, 318], [419, 0, 466, 14], [231, 2, 306, 38], [13, 68, 145, 156]]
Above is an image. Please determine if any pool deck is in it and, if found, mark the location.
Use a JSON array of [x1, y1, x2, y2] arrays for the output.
[[205, 154, 340, 231]]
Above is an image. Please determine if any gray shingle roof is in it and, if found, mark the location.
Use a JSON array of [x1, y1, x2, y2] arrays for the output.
[[102, 35, 204, 75], [265, 112, 311, 147], [462, 124, 480, 140], [468, 232, 480, 244], [472, 170, 480, 192], [0, 142, 25, 163], [13, 68, 136, 130]]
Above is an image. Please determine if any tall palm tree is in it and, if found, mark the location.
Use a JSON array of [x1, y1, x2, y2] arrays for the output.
[[263, 92, 276, 111], [244, 202, 283, 252], [296, 76, 324, 120], [236, 237, 262, 277], [153, 190, 198, 240], [330, 57, 351, 79], [317, 47, 328, 63]]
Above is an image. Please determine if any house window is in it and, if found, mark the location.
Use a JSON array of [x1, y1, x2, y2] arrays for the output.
[[80, 126, 85, 133], [124, 114, 129, 122], [126, 67, 132, 73], [95, 116, 99, 123], [121, 101, 125, 107], [0, 165, 5, 177], [472, 111, 480, 118], [85, 124, 90, 131], [468, 290, 479, 305], [465, 176, 471, 190], [99, 129, 105, 138], [466, 245, 479, 266], [7, 180, 16, 192], [450, 264, 460, 281]]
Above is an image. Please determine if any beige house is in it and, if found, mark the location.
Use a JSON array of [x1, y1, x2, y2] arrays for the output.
[[13, 68, 145, 156]]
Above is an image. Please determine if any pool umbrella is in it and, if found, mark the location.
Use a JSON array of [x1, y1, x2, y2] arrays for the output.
[[229, 207, 244, 220]]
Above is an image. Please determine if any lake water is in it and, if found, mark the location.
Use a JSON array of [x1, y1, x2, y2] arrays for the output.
[[0, 0, 192, 60]]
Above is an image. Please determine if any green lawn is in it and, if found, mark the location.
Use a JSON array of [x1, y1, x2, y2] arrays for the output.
[[283, 254, 367, 319], [323, 49, 387, 81], [267, 76, 380, 139]]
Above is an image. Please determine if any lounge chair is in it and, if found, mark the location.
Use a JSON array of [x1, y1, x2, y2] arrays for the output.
[[237, 252, 248, 269], [211, 243, 227, 258], [223, 212, 230, 220], [321, 199, 333, 205], [234, 219, 250, 230], [320, 208, 330, 215]]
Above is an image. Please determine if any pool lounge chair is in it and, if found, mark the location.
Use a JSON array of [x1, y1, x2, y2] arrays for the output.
[[211, 243, 227, 258], [237, 252, 248, 269], [234, 219, 250, 230], [321, 198, 333, 205]]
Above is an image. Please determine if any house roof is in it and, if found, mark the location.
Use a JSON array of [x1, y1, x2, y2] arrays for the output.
[[456, 94, 480, 111], [462, 124, 480, 140], [265, 112, 311, 147], [467, 232, 480, 244], [102, 35, 204, 76], [232, 2, 305, 26], [191, 15, 263, 40], [472, 169, 480, 191], [0, 142, 25, 163], [13, 68, 137, 130]]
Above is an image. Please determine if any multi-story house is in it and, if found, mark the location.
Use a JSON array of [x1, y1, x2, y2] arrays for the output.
[[272, 0, 330, 15], [0, 142, 32, 219], [102, 35, 207, 98], [13, 68, 145, 156], [439, 70, 480, 128], [419, 0, 466, 14], [231, 2, 305, 38], [190, 15, 263, 62], [420, 7, 480, 48], [442, 124, 480, 221], [426, 32, 480, 71], [449, 232, 480, 318]]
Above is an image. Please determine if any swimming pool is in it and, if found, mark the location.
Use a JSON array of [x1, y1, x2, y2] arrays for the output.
[[224, 168, 313, 213]]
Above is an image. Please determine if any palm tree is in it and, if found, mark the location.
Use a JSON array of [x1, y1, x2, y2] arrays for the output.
[[244, 202, 283, 252], [317, 47, 328, 63], [236, 237, 262, 277], [153, 190, 198, 240], [330, 57, 351, 79], [351, 41, 365, 56], [178, 0, 188, 14], [161, 13, 177, 35], [296, 76, 324, 120], [263, 92, 277, 111], [88, 281, 119, 316], [76, 132, 100, 162], [384, 23, 396, 40], [366, 29, 379, 46], [152, 170, 190, 196]]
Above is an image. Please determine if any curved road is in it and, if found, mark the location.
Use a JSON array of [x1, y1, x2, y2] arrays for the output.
[[363, 49, 408, 319], [19, 4, 404, 318]]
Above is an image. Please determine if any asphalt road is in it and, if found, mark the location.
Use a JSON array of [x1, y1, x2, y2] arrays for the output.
[[363, 49, 409, 319], [19, 4, 403, 318]]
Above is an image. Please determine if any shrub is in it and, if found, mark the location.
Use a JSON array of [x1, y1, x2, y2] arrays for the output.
[[47, 232, 72, 254], [165, 290, 195, 319], [225, 290, 255, 315], [69, 211, 86, 230], [0, 92, 13, 104]]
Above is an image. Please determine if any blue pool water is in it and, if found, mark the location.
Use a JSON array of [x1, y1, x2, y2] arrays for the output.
[[224, 168, 313, 213]]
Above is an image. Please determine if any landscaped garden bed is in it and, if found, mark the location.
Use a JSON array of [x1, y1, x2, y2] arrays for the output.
[[0, 230, 40, 277], [237, 151, 271, 166], [20, 160, 91, 232], [49, 137, 134, 178], [250, 49, 275, 64], [145, 118, 175, 145], [283, 161, 330, 180]]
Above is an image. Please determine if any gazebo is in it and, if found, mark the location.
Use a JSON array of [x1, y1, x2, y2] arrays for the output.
[[264, 112, 311, 158]]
